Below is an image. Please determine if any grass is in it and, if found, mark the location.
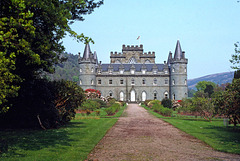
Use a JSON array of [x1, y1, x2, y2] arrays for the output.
[[143, 105, 240, 154], [0, 106, 126, 161]]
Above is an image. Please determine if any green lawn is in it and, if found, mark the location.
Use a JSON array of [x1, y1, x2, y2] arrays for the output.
[[0, 107, 125, 161], [143, 105, 240, 154]]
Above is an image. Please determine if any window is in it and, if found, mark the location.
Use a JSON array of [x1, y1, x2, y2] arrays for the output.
[[164, 91, 168, 99], [142, 79, 146, 85], [165, 79, 168, 85], [172, 79, 175, 85], [184, 79, 187, 85], [153, 70, 157, 74], [120, 79, 124, 84], [120, 92, 124, 101], [109, 91, 113, 97], [172, 68, 175, 72], [98, 79, 101, 84], [98, 70, 101, 74], [109, 70, 113, 74], [142, 91, 147, 101], [79, 79, 82, 85], [91, 67, 94, 73], [131, 79, 135, 85], [153, 78, 157, 85], [91, 79, 94, 85], [154, 91, 157, 100], [120, 70, 124, 74], [164, 70, 168, 74], [173, 94, 176, 100], [184, 67, 187, 73], [109, 79, 112, 84], [80, 68, 82, 73], [142, 70, 146, 74], [129, 57, 136, 64], [131, 69, 135, 74]]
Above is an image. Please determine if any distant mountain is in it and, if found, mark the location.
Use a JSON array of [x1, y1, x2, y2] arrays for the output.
[[188, 72, 234, 90]]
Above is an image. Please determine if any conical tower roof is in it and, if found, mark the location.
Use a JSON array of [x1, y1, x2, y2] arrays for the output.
[[167, 51, 172, 66], [82, 43, 91, 59], [174, 40, 183, 59]]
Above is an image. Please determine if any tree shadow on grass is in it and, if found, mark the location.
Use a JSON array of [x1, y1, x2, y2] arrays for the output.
[[0, 121, 86, 158]]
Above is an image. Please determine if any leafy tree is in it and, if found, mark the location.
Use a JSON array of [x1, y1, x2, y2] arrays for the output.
[[204, 84, 214, 97], [161, 98, 172, 109], [214, 79, 240, 126], [230, 42, 240, 70], [0, 0, 103, 112], [234, 70, 240, 79], [195, 81, 216, 92], [195, 81, 216, 98]]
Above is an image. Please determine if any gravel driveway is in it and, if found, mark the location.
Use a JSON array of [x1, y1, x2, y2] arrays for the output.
[[87, 104, 240, 161]]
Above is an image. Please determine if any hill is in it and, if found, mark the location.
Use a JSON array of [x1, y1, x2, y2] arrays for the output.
[[188, 72, 234, 90], [48, 53, 79, 82]]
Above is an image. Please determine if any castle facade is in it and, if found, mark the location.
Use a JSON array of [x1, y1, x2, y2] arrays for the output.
[[79, 40, 188, 102]]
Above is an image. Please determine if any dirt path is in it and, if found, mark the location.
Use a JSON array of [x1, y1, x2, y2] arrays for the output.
[[87, 104, 240, 161]]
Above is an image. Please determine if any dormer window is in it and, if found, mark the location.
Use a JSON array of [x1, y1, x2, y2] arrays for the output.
[[131, 69, 135, 74], [164, 70, 168, 74], [153, 70, 157, 74], [109, 70, 113, 74], [98, 69, 101, 74], [120, 70, 124, 74], [142, 70, 146, 74]]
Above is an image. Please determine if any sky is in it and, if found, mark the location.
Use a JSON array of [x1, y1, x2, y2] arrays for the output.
[[62, 0, 240, 79]]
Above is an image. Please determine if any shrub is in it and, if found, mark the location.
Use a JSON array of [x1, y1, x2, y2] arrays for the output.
[[91, 98, 106, 108], [95, 110, 100, 116], [152, 103, 173, 116], [104, 103, 121, 115], [161, 98, 172, 109], [80, 99, 101, 111], [144, 100, 152, 106], [147, 100, 161, 108]]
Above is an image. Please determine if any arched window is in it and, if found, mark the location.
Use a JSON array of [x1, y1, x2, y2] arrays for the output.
[[109, 79, 112, 84], [98, 79, 101, 84], [173, 94, 176, 100], [184, 67, 187, 73], [165, 79, 168, 85], [109, 91, 113, 97], [80, 68, 82, 73], [172, 68, 175, 72], [172, 79, 175, 85], [91, 67, 94, 73], [79, 79, 82, 85], [184, 79, 187, 85], [142, 79, 146, 85], [91, 79, 94, 85], [131, 79, 135, 85], [142, 91, 147, 101], [120, 91, 124, 101], [120, 79, 124, 84], [153, 91, 157, 100], [164, 91, 169, 99], [129, 57, 137, 64], [153, 78, 157, 85]]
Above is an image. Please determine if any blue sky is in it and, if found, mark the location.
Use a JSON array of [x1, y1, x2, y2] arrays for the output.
[[62, 0, 240, 79]]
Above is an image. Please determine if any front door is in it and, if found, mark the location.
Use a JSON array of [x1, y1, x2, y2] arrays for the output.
[[130, 90, 136, 102]]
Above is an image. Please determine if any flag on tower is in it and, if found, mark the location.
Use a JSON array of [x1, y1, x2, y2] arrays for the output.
[[137, 36, 140, 40]]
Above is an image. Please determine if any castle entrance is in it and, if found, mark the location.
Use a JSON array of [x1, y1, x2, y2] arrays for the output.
[[130, 90, 136, 102]]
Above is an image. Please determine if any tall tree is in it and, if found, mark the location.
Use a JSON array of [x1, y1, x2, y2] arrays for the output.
[[0, 0, 103, 112], [230, 42, 240, 70]]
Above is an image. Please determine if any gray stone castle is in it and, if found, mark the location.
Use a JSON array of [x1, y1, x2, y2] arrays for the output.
[[79, 40, 188, 102]]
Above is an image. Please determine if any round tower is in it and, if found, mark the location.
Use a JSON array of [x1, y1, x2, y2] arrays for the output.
[[79, 43, 97, 90], [169, 40, 188, 100]]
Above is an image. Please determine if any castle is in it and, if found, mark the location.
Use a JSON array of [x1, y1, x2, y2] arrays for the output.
[[79, 40, 188, 102]]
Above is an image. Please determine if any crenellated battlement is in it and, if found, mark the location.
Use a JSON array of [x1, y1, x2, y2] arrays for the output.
[[140, 51, 155, 57], [122, 44, 143, 51]]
